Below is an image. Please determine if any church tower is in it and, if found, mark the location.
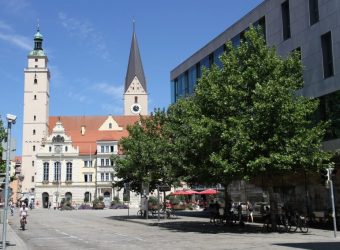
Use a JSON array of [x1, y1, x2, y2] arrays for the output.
[[21, 26, 50, 193], [124, 24, 148, 115]]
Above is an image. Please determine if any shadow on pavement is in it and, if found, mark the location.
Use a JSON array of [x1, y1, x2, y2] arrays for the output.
[[273, 242, 340, 250]]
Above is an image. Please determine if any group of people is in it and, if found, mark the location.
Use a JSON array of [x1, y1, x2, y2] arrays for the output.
[[208, 200, 254, 224]]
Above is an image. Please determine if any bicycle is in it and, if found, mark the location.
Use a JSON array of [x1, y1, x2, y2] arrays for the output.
[[262, 213, 289, 233], [287, 212, 308, 233]]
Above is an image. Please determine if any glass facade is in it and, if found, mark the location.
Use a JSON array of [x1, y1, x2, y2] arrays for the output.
[[171, 16, 266, 103], [318, 90, 340, 140]]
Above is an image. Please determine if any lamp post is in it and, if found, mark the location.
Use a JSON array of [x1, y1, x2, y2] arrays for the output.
[[2, 114, 16, 249]]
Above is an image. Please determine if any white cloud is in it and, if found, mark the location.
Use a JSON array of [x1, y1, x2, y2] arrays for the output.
[[0, 31, 31, 51], [90, 83, 123, 99], [0, 20, 12, 31], [0, 0, 30, 14], [58, 12, 110, 61], [67, 91, 88, 103], [101, 103, 123, 115]]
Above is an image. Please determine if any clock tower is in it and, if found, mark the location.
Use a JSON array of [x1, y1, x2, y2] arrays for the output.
[[123, 24, 148, 116], [21, 26, 50, 193]]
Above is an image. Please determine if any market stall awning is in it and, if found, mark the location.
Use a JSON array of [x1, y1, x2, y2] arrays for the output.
[[199, 189, 220, 195], [170, 190, 199, 196]]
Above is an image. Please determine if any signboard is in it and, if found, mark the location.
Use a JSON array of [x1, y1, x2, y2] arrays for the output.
[[158, 185, 171, 192]]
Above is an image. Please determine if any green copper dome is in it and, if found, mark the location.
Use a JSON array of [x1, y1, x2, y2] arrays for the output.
[[34, 31, 43, 40]]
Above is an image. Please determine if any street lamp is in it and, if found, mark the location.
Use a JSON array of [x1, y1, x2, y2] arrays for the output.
[[2, 114, 16, 249]]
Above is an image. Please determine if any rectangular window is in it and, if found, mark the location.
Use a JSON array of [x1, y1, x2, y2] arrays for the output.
[[110, 146, 114, 152], [89, 174, 92, 182], [84, 174, 88, 182], [105, 159, 110, 166], [31, 176, 34, 182], [196, 62, 201, 80], [105, 173, 109, 181], [101, 159, 104, 166], [84, 160, 88, 167], [208, 53, 214, 67], [101, 146, 104, 153], [111, 173, 114, 181], [309, 0, 319, 25], [105, 146, 109, 153], [33, 145, 35, 151], [32, 161, 34, 167], [101, 173, 104, 181], [281, 0, 291, 40], [321, 32, 334, 78]]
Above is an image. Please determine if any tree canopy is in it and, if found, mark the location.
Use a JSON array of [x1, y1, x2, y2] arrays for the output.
[[114, 27, 330, 193]]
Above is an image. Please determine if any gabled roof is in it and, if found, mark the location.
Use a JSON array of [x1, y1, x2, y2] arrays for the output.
[[125, 31, 147, 92], [48, 116, 140, 155]]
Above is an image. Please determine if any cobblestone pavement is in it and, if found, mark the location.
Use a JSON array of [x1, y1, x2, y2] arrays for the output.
[[1, 208, 340, 250]]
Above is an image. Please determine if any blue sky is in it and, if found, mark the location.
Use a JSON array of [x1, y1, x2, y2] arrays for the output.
[[0, 0, 263, 154]]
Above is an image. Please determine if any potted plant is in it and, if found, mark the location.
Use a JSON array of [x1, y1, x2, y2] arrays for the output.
[[92, 196, 105, 209]]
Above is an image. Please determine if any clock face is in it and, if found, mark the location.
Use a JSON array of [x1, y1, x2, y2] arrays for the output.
[[131, 104, 141, 114], [55, 145, 62, 153]]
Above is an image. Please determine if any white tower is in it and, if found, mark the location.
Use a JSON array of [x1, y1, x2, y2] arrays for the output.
[[21, 27, 50, 193], [124, 24, 148, 116]]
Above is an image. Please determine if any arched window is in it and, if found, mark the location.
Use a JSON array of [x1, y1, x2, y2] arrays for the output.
[[134, 96, 138, 103], [66, 162, 72, 181], [54, 162, 61, 181], [84, 192, 91, 203], [43, 162, 49, 181], [34, 95, 37, 100], [34, 78, 38, 84], [33, 129, 36, 135], [65, 192, 72, 202], [65, 146, 68, 152], [33, 115, 36, 121], [109, 123, 112, 129]]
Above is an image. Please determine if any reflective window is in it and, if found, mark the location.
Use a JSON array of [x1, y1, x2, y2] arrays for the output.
[[214, 46, 225, 68], [317, 90, 340, 140], [43, 162, 49, 181], [54, 162, 61, 181], [188, 66, 197, 95], [281, 0, 291, 40], [66, 162, 72, 181]]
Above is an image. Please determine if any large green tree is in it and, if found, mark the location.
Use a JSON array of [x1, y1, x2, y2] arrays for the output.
[[168, 27, 330, 206], [113, 110, 180, 193]]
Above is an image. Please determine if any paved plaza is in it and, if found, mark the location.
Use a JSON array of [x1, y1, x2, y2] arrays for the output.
[[1, 208, 340, 250]]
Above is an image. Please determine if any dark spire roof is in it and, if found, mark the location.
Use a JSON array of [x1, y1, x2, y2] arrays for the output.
[[125, 27, 147, 92]]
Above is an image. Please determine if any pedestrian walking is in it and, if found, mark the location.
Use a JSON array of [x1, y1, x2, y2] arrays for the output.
[[247, 201, 253, 223]]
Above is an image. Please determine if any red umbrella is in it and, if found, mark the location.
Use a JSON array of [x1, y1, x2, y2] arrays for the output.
[[199, 189, 220, 195], [170, 190, 199, 196]]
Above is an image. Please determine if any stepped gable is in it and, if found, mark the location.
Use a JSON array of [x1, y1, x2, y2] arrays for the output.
[[48, 115, 140, 155]]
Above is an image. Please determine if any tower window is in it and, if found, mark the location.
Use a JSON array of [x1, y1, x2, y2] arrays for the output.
[[33, 145, 36, 151], [35, 65, 38, 68], [49, 146, 52, 152], [281, 0, 291, 40], [33, 129, 36, 135], [321, 31, 334, 78], [34, 115, 36, 121], [109, 123, 112, 129], [32, 161, 34, 167], [31, 176, 34, 182], [65, 146, 68, 152], [34, 78, 37, 84], [134, 96, 138, 103], [34, 95, 37, 100], [35, 58, 38, 62], [309, 0, 319, 26]]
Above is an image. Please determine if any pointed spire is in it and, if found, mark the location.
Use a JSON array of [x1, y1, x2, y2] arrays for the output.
[[125, 21, 147, 92]]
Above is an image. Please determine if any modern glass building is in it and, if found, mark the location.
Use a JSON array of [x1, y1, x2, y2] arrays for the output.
[[170, 0, 340, 152]]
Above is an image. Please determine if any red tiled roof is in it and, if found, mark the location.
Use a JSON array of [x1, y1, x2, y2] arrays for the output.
[[48, 116, 140, 155]]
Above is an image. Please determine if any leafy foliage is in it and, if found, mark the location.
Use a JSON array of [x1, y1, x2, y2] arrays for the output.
[[168, 26, 330, 184], [113, 110, 180, 193]]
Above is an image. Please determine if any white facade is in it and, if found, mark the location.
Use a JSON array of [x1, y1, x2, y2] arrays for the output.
[[35, 122, 96, 208], [21, 37, 50, 193]]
